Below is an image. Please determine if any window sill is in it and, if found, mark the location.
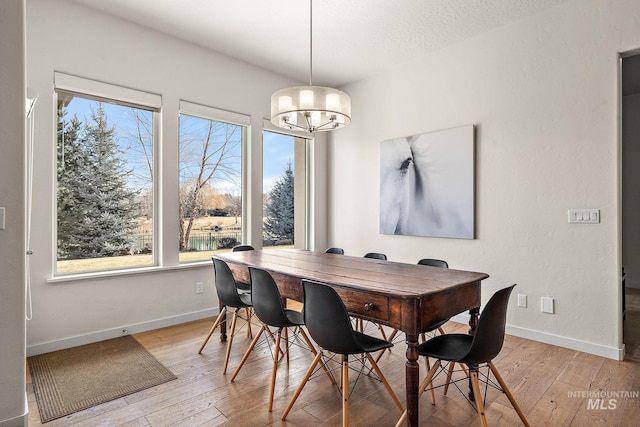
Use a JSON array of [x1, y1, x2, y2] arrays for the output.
[[47, 261, 211, 284]]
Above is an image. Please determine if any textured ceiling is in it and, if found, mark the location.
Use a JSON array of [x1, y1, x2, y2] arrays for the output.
[[71, 0, 567, 87]]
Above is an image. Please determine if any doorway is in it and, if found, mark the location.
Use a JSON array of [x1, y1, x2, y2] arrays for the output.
[[622, 53, 640, 361]]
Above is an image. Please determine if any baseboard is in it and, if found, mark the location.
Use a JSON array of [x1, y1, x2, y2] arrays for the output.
[[26, 308, 218, 357], [450, 313, 623, 360], [0, 392, 28, 427]]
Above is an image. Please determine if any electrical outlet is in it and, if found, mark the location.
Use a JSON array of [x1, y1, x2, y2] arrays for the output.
[[195, 282, 204, 294], [541, 297, 554, 314], [517, 294, 527, 308]]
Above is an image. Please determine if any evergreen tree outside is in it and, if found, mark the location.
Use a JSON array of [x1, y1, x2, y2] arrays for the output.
[[264, 161, 294, 243], [57, 103, 141, 259]]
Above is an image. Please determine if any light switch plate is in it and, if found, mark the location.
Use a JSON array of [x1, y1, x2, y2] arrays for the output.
[[0, 207, 5, 230], [568, 209, 600, 224]]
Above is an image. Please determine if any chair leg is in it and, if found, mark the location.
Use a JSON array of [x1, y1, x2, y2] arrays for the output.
[[198, 306, 227, 354], [284, 327, 290, 364], [425, 358, 436, 405], [268, 329, 282, 412], [222, 309, 240, 374], [230, 325, 266, 381], [282, 351, 324, 420], [342, 355, 349, 427], [246, 307, 253, 338], [443, 361, 455, 395], [395, 359, 441, 427], [297, 327, 336, 385], [470, 369, 488, 427], [365, 353, 404, 413], [488, 361, 531, 427]]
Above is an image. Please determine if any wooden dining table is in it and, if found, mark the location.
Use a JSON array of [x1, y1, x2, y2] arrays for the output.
[[213, 249, 489, 426]]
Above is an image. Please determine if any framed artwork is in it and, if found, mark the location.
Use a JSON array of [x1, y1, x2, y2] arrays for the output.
[[379, 125, 474, 239]]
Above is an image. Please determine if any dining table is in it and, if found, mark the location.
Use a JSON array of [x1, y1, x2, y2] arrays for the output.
[[213, 249, 489, 426]]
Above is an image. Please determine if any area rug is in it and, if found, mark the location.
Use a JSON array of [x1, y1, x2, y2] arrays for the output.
[[28, 335, 177, 423]]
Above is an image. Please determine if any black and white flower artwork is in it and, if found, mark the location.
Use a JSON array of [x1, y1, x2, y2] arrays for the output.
[[380, 125, 474, 239]]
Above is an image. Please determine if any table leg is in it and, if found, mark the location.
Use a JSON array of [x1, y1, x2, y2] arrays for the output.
[[467, 307, 480, 400], [219, 301, 227, 342], [405, 332, 419, 426]]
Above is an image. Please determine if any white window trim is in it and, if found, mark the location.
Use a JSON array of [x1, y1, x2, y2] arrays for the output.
[[180, 100, 250, 126], [54, 72, 161, 109], [53, 73, 161, 277], [178, 100, 250, 259]]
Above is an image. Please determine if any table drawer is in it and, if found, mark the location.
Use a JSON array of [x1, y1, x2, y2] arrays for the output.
[[336, 288, 389, 322]]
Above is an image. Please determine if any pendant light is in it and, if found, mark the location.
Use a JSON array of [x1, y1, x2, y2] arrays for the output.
[[270, 0, 351, 133]]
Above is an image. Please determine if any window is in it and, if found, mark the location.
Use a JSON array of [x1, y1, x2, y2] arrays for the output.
[[178, 102, 246, 263], [262, 130, 308, 249], [55, 86, 158, 275]]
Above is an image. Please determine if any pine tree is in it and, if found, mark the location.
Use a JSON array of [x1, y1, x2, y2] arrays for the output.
[[264, 161, 294, 243], [57, 104, 141, 259]]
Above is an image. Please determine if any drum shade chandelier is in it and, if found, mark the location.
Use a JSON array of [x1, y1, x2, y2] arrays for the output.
[[270, 0, 351, 133]]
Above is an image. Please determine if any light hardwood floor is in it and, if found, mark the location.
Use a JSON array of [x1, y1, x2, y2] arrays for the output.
[[27, 317, 640, 427]]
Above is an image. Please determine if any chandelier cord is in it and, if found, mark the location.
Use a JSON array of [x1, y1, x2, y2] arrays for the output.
[[309, 0, 313, 86]]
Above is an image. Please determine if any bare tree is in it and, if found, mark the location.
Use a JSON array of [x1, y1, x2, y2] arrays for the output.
[[179, 116, 241, 250]]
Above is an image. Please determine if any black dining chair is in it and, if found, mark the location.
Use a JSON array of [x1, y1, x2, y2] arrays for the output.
[[417, 258, 449, 268], [325, 247, 345, 254], [363, 252, 387, 260], [395, 284, 530, 427], [198, 258, 255, 374], [231, 267, 322, 412], [282, 280, 404, 426], [232, 244, 255, 252], [232, 244, 254, 292]]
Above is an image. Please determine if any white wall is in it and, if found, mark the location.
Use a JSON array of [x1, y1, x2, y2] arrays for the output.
[[24, 0, 326, 354], [0, 1, 27, 424], [328, 0, 640, 359]]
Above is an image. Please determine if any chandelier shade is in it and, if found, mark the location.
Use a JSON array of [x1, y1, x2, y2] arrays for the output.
[[270, 85, 351, 132], [269, 0, 351, 133]]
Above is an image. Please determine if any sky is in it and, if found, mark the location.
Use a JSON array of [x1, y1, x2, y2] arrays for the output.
[[61, 94, 297, 195]]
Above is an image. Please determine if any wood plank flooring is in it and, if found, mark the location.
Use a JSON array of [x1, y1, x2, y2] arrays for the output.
[[27, 316, 640, 426]]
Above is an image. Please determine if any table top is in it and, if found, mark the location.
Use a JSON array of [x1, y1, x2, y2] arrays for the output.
[[215, 249, 489, 300]]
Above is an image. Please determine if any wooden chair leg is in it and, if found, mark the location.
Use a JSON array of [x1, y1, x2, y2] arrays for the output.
[[198, 306, 227, 354], [298, 327, 336, 385], [365, 353, 404, 412], [425, 357, 436, 404], [488, 361, 531, 427], [230, 325, 266, 381], [222, 310, 240, 374], [246, 307, 253, 338], [443, 361, 455, 395], [470, 369, 488, 427], [282, 351, 324, 420], [268, 329, 282, 412]]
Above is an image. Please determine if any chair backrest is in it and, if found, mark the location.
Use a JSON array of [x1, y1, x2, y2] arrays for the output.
[[212, 258, 247, 308], [417, 258, 448, 268], [462, 284, 516, 365], [232, 244, 255, 252], [302, 280, 365, 355], [364, 252, 387, 260], [325, 247, 344, 255], [248, 267, 290, 327]]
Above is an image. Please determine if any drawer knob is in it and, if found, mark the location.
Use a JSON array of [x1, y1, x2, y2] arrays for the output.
[[364, 303, 375, 311]]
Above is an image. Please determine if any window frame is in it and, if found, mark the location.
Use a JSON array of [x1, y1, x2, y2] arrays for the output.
[[262, 120, 312, 251], [53, 72, 161, 277], [178, 100, 250, 263]]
